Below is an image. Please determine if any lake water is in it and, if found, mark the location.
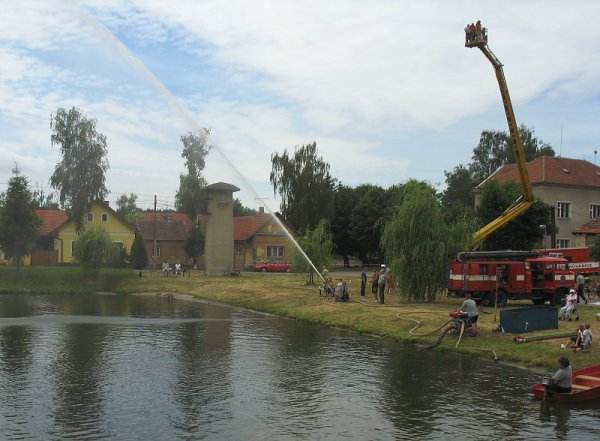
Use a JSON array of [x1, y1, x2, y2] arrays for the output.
[[0, 293, 598, 440]]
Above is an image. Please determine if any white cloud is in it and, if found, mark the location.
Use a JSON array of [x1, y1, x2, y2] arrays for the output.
[[1, 0, 600, 210]]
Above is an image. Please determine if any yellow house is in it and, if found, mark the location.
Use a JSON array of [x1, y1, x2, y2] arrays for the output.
[[233, 212, 297, 268], [49, 201, 136, 264]]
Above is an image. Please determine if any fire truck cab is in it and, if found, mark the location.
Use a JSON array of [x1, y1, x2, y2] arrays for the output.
[[449, 251, 574, 307]]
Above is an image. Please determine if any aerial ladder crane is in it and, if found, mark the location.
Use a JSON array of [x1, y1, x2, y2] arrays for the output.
[[465, 26, 534, 250]]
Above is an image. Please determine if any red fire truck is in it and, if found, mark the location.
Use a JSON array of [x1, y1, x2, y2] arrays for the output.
[[448, 251, 575, 307], [540, 247, 600, 275]]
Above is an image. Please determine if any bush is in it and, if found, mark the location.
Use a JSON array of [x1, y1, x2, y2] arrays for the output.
[[74, 227, 113, 280], [130, 233, 148, 269]]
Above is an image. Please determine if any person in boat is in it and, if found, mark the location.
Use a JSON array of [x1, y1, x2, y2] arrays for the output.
[[563, 324, 584, 350], [459, 293, 479, 336], [545, 357, 572, 395]]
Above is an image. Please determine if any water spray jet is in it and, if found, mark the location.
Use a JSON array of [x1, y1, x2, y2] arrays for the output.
[[72, 3, 324, 281]]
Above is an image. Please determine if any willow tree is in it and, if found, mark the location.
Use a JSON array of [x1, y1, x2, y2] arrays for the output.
[[50, 107, 109, 233], [270, 142, 335, 231], [381, 181, 473, 302], [290, 219, 333, 285]]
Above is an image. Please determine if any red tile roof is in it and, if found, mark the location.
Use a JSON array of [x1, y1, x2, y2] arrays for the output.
[[476, 156, 600, 191], [35, 209, 68, 235], [234, 213, 272, 241], [574, 217, 600, 234]]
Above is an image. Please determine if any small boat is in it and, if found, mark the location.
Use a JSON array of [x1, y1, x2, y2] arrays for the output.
[[531, 364, 600, 402]]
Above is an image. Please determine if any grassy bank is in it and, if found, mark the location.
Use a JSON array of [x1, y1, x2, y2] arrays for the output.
[[2, 266, 599, 371]]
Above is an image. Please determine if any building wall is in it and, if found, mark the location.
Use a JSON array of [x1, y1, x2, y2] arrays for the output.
[[56, 203, 135, 263], [205, 188, 235, 273], [534, 185, 600, 248], [233, 219, 296, 267]]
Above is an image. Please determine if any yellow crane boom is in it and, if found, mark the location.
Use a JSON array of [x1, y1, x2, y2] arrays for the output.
[[466, 26, 534, 249]]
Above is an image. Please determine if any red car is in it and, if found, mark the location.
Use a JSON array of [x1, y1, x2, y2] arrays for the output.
[[255, 260, 293, 272]]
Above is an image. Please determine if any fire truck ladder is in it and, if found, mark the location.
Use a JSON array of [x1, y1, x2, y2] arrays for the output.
[[466, 28, 534, 249]]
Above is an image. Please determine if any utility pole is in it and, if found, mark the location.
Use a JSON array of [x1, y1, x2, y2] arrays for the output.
[[153, 194, 157, 271]]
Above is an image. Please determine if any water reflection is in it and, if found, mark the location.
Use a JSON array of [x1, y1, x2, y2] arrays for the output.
[[1, 293, 599, 441], [50, 323, 109, 440]]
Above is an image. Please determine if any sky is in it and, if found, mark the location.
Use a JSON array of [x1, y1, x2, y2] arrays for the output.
[[1, 0, 600, 212]]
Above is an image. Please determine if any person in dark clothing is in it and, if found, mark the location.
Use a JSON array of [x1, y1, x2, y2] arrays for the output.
[[371, 270, 379, 303], [360, 268, 367, 297], [378, 265, 387, 305]]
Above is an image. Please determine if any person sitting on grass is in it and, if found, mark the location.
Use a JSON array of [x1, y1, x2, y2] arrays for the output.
[[579, 323, 592, 352], [544, 357, 572, 396], [562, 324, 584, 350]]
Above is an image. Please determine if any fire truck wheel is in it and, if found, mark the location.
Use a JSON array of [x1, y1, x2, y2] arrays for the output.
[[489, 289, 507, 307]]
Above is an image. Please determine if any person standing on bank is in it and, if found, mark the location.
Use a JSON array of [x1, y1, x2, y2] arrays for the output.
[[360, 268, 367, 297], [576, 273, 587, 304], [371, 270, 379, 303], [378, 265, 387, 305], [460, 293, 479, 336]]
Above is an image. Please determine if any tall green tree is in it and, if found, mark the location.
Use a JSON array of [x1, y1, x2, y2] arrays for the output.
[[270, 142, 336, 231], [184, 222, 205, 265], [381, 182, 472, 301], [330, 184, 357, 266], [441, 164, 476, 222], [73, 226, 113, 280], [290, 219, 333, 284], [32, 188, 59, 209], [0, 167, 40, 270], [175, 130, 210, 220], [470, 125, 555, 184], [116, 193, 139, 223], [476, 180, 551, 250], [130, 233, 148, 269], [233, 198, 258, 217], [349, 185, 387, 263], [50, 107, 110, 232]]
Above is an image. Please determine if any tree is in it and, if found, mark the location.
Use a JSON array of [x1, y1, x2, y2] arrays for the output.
[[349, 185, 387, 263], [589, 235, 600, 261], [73, 226, 113, 280], [381, 182, 473, 301], [130, 233, 148, 269], [270, 142, 336, 231], [175, 130, 210, 220], [116, 193, 142, 224], [233, 198, 258, 217], [32, 188, 59, 209], [0, 167, 40, 269], [470, 125, 555, 184], [441, 164, 476, 223], [476, 180, 551, 250], [184, 222, 205, 265], [50, 107, 110, 233], [290, 219, 333, 284], [330, 184, 357, 266]]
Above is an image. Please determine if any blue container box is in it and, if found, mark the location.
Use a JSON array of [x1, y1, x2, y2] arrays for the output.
[[499, 306, 558, 334]]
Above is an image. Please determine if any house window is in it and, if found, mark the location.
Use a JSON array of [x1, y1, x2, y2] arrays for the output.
[[556, 202, 571, 219], [590, 204, 600, 219], [102, 213, 109, 222], [153, 247, 161, 257], [556, 238, 571, 249], [71, 240, 77, 257], [267, 246, 284, 258], [87, 212, 94, 222]]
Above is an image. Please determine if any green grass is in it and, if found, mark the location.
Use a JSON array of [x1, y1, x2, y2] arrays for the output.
[[1, 265, 599, 371]]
